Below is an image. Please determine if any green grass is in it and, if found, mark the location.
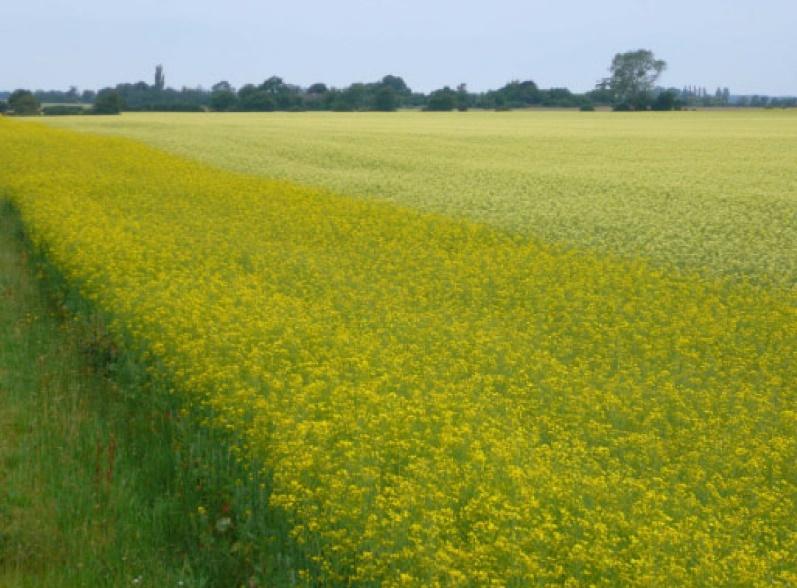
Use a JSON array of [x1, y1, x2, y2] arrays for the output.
[[0, 201, 304, 587]]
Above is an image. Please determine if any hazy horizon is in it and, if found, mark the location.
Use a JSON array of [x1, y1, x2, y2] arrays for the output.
[[2, 0, 795, 96]]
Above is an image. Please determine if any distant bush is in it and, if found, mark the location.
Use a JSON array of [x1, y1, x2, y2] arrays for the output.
[[93, 88, 123, 114], [43, 105, 85, 116], [652, 90, 682, 111], [425, 87, 457, 111], [8, 89, 40, 115], [579, 104, 596, 112], [612, 103, 632, 112], [0, 101, 7, 114], [210, 89, 237, 112]]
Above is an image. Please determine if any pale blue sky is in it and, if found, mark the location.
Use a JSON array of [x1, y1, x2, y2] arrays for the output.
[[2, 0, 795, 95]]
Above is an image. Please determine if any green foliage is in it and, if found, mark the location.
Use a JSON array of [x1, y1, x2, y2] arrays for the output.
[[540, 87, 579, 107], [651, 89, 682, 111], [604, 49, 667, 110], [0, 101, 6, 114], [7, 90, 40, 116], [209, 81, 237, 112], [456, 84, 470, 111], [425, 86, 458, 111], [42, 105, 85, 116], [482, 80, 540, 108], [154, 65, 165, 91], [371, 85, 398, 111], [237, 85, 275, 111], [92, 88, 123, 115], [210, 89, 237, 112], [380, 75, 411, 97]]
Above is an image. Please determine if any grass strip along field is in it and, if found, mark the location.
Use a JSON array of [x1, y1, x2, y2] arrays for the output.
[[0, 202, 299, 587], [0, 200, 186, 587], [1, 118, 796, 586]]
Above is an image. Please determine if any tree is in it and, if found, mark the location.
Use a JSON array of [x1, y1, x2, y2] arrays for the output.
[[541, 87, 578, 107], [307, 83, 328, 95], [237, 85, 275, 111], [456, 83, 470, 111], [425, 86, 457, 111], [210, 81, 237, 111], [333, 84, 367, 111], [212, 81, 233, 93], [8, 90, 40, 115], [380, 75, 411, 97], [603, 49, 666, 110], [93, 88, 123, 114], [154, 65, 165, 91], [0, 101, 7, 114], [586, 81, 614, 106], [651, 89, 681, 111], [372, 85, 397, 111], [258, 76, 302, 109], [210, 89, 237, 111]]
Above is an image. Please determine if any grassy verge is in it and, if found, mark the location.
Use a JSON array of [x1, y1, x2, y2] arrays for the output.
[[0, 201, 305, 587]]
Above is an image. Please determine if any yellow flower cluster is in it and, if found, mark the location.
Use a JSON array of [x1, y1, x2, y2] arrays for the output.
[[2, 119, 795, 586]]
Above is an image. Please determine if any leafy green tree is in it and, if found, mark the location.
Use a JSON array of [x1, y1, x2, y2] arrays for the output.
[[372, 85, 397, 111], [333, 84, 367, 111], [8, 90, 40, 115], [93, 88, 123, 114], [210, 90, 237, 111], [303, 83, 330, 110], [257, 76, 302, 110], [212, 81, 233, 93], [651, 89, 681, 111], [154, 64, 165, 91], [380, 75, 409, 94], [237, 85, 275, 111], [425, 86, 457, 111], [307, 83, 329, 95], [540, 87, 578, 107], [0, 101, 7, 114], [380, 75, 411, 105], [456, 83, 470, 111], [604, 49, 666, 110], [210, 82, 237, 111]]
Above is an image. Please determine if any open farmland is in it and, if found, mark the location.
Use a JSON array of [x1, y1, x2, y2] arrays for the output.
[[2, 114, 796, 585], [41, 110, 797, 284]]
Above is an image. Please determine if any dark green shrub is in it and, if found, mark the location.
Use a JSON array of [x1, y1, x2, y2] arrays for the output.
[[42, 105, 85, 116], [8, 89, 40, 115], [93, 88, 123, 114]]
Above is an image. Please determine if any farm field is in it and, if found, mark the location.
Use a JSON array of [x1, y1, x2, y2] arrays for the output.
[[40, 110, 797, 284], [2, 113, 796, 586]]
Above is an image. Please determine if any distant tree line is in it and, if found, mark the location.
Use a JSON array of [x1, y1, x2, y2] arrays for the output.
[[3, 56, 795, 116]]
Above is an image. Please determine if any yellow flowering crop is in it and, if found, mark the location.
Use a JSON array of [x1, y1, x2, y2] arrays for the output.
[[42, 110, 797, 284], [2, 118, 795, 586]]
